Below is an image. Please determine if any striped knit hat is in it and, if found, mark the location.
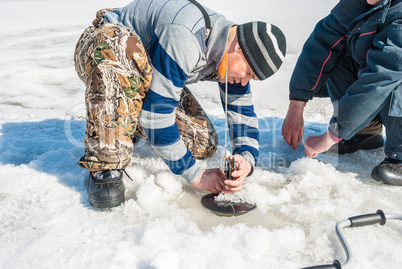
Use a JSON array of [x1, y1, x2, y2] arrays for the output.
[[237, 22, 286, 80]]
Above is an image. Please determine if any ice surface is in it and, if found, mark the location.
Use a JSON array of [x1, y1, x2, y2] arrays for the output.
[[0, 0, 401, 268]]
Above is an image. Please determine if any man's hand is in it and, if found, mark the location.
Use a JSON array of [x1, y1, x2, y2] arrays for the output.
[[192, 168, 226, 193], [192, 155, 252, 194], [221, 154, 252, 194], [367, 0, 381, 5], [304, 131, 337, 158], [282, 100, 306, 150]]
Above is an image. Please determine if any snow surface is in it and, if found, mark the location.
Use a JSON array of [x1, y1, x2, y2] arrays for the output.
[[0, 0, 401, 268]]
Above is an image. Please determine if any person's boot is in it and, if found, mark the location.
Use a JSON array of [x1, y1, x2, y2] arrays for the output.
[[328, 133, 384, 154], [328, 118, 384, 154], [87, 170, 125, 208], [371, 158, 402, 186]]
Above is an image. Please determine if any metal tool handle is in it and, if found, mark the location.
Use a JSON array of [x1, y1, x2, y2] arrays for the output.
[[302, 211, 402, 269], [348, 210, 386, 227]]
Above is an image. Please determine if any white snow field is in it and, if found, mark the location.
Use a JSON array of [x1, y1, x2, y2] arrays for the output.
[[0, 0, 401, 268]]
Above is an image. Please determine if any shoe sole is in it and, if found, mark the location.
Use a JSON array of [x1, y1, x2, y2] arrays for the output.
[[371, 166, 402, 186], [88, 192, 125, 208], [371, 175, 402, 186]]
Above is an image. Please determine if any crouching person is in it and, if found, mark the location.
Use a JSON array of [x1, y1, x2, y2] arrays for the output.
[[74, 0, 286, 208], [282, 0, 402, 185]]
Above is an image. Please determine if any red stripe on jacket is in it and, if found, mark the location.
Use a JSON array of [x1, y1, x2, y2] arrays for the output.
[[359, 30, 377, 37], [310, 35, 347, 91]]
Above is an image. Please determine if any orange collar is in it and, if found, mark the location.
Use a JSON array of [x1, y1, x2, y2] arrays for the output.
[[218, 52, 228, 79]]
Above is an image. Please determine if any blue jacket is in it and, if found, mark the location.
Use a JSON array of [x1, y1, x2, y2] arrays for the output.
[[104, 0, 259, 183], [290, 0, 402, 139]]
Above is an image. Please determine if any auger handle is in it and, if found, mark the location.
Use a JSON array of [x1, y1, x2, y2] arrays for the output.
[[302, 211, 402, 269], [348, 210, 386, 227]]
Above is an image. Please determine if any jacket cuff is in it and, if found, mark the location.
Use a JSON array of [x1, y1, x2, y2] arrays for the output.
[[240, 151, 255, 167], [240, 151, 255, 177], [289, 88, 315, 102], [180, 161, 203, 184]]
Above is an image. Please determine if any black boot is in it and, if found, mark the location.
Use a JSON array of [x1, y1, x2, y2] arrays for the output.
[[88, 170, 125, 208], [371, 158, 402, 186], [328, 133, 384, 154], [328, 118, 384, 154]]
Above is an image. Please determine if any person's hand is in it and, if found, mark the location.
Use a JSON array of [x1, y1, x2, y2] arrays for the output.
[[304, 131, 337, 158], [221, 154, 252, 194], [282, 100, 306, 150], [367, 0, 381, 5], [192, 168, 226, 193]]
